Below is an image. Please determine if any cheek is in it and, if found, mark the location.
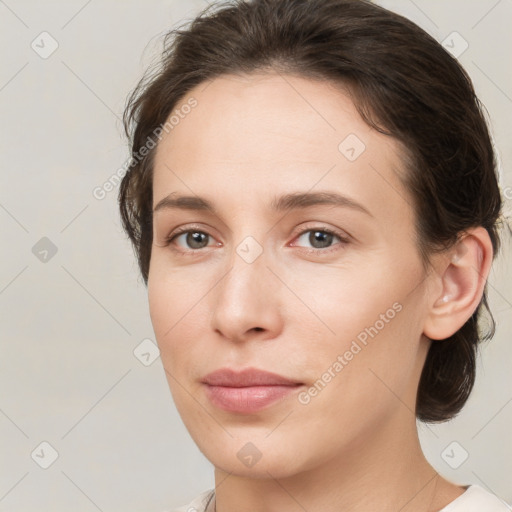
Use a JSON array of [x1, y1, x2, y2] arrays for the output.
[[285, 256, 424, 403], [147, 272, 206, 419], [295, 309, 421, 447], [148, 260, 203, 362], [147, 257, 216, 375], [278, 257, 403, 343], [148, 253, 207, 332]]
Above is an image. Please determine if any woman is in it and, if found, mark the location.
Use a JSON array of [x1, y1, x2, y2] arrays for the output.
[[118, 0, 510, 510]]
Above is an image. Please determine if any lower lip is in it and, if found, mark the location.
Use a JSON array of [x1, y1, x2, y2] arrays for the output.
[[203, 384, 301, 413]]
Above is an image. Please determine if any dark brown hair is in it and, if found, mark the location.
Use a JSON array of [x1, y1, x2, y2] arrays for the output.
[[119, 0, 503, 422]]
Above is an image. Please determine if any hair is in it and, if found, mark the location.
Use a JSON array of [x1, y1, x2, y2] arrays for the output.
[[118, 0, 504, 423]]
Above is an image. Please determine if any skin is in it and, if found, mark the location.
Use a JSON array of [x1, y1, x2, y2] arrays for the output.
[[148, 72, 493, 511]]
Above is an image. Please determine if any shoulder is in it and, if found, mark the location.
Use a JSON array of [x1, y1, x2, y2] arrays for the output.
[[164, 489, 215, 512], [440, 485, 511, 512]]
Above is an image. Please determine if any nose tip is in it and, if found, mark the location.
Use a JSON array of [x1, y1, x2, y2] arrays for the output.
[[210, 252, 283, 343]]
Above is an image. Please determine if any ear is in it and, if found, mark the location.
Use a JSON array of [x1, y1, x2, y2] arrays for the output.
[[423, 227, 494, 340]]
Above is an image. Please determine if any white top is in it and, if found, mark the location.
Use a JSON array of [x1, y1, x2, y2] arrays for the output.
[[438, 485, 511, 511], [169, 485, 512, 512]]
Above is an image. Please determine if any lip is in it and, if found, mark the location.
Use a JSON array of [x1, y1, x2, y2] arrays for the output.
[[202, 368, 302, 387], [202, 368, 303, 413]]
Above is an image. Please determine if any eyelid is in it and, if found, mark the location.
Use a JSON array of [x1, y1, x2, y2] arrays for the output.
[[289, 224, 351, 254], [163, 223, 351, 255], [164, 224, 220, 251]]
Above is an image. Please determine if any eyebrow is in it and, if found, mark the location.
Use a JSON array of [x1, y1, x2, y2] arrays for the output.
[[153, 191, 373, 217]]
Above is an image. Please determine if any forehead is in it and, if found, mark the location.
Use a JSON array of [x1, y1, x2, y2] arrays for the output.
[[156, 72, 383, 166], [152, 72, 412, 227]]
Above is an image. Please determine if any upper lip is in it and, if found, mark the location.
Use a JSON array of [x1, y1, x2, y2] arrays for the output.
[[202, 368, 302, 387]]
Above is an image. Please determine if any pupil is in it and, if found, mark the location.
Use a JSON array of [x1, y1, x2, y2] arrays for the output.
[[188, 232, 207, 249], [310, 230, 332, 248], [184, 231, 333, 250]]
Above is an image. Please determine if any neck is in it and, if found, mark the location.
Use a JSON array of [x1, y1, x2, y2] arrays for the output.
[[213, 408, 462, 512]]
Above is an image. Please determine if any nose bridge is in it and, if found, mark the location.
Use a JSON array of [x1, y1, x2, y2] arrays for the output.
[[218, 234, 270, 312], [210, 231, 282, 340]]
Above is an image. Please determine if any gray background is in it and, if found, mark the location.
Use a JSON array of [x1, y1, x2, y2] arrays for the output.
[[0, 0, 511, 510]]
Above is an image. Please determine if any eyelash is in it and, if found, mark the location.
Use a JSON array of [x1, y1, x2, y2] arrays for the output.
[[163, 224, 350, 256]]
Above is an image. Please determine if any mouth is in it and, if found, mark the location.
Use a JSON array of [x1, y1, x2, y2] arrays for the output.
[[201, 367, 303, 413]]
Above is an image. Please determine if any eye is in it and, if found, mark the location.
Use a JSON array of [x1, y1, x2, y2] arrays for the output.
[[165, 227, 219, 252], [291, 227, 349, 253], [162, 225, 349, 255]]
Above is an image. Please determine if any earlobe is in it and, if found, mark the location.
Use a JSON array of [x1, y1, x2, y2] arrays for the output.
[[423, 227, 493, 341]]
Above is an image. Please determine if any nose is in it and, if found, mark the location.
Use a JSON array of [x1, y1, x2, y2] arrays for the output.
[[210, 242, 284, 343]]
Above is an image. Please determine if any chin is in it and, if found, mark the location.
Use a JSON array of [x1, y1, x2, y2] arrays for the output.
[[212, 454, 300, 479], [195, 433, 316, 480]]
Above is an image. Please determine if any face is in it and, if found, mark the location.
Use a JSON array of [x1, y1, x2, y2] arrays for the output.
[[149, 72, 433, 479]]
